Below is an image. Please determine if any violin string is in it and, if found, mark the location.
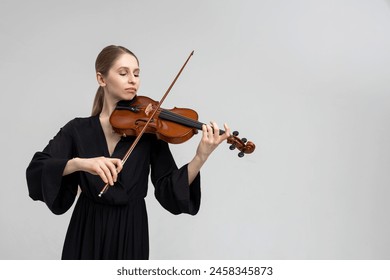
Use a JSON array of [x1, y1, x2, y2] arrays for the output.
[[159, 109, 204, 129], [158, 109, 226, 134], [134, 106, 227, 135], [135, 106, 203, 129]]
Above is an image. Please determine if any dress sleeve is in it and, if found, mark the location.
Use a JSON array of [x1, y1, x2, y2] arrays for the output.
[[26, 121, 78, 215], [150, 138, 201, 215]]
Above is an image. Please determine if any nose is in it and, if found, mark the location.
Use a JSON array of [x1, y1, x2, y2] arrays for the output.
[[128, 74, 136, 84]]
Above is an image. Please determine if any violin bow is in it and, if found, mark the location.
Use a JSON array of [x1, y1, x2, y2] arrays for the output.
[[99, 51, 194, 197]]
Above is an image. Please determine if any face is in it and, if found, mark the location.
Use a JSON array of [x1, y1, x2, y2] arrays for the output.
[[98, 53, 140, 102]]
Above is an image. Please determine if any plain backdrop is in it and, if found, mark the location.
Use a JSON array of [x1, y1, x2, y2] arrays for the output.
[[0, 0, 390, 259]]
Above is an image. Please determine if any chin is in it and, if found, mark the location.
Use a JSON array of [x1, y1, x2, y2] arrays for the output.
[[121, 93, 137, 101]]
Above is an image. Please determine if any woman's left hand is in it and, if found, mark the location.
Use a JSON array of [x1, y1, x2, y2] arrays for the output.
[[195, 121, 231, 162]]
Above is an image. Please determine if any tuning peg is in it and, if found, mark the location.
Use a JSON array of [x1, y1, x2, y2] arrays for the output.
[[233, 131, 239, 136], [241, 138, 247, 143], [229, 144, 236, 150], [238, 151, 245, 158]]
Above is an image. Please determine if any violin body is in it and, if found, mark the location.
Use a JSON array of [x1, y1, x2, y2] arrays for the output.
[[110, 96, 200, 144]]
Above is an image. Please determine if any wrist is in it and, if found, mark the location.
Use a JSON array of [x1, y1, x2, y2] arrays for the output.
[[64, 157, 82, 175], [71, 157, 82, 172], [193, 153, 208, 167]]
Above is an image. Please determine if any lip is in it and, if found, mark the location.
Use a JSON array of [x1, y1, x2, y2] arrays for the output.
[[125, 87, 137, 92]]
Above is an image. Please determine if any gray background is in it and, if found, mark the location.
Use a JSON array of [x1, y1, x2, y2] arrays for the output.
[[1, 0, 389, 259]]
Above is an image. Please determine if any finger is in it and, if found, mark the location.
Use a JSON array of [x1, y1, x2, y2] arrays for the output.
[[201, 124, 208, 140], [99, 162, 114, 186], [112, 158, 123, 174], [224, 123, 231, 137], [106, 160, 119, 183], [210, 121, 220, 138], [96, 167, 108, 184], [206, 123, 214, 139], [220, 123, 231, 141]]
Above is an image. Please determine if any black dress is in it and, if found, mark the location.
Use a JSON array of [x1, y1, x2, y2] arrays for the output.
[[26, 116, 201, 259]]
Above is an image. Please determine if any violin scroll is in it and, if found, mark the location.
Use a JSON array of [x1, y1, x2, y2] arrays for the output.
[[227, 131, 255, 157]]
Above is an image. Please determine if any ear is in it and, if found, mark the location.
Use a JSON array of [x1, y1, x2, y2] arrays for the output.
[[96, 72, 106, 87]]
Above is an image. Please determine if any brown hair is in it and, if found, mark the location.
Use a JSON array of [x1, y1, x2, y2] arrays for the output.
[[91, 45, 139, 116]]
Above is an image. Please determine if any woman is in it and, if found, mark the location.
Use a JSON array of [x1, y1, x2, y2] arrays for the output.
[[26, 45, 230, 259]]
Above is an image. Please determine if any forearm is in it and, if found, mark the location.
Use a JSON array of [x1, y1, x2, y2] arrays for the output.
[[187, 154, 207, 185], [186, 122, 230, 185]]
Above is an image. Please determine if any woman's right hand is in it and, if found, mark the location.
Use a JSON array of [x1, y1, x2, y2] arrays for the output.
[[63, 157, 123, 186]]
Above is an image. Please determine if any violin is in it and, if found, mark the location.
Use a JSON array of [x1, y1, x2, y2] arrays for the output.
[[99, 50, 255, 197], [110, 95, 256, 157]]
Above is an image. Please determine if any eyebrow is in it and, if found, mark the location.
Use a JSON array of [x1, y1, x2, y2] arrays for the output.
[[117, 66, 140, 72]]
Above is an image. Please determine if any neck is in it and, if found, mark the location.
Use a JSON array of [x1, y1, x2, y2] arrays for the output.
[[100, 96, 118, 118]]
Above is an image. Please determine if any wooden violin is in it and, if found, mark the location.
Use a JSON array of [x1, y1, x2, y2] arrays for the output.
[[110, 95, 255, 157], [99, 50, 255, 197]]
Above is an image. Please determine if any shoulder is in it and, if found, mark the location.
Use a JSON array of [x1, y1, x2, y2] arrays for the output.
[[61, 116, 98, 134], [65, 116, 97, 127]]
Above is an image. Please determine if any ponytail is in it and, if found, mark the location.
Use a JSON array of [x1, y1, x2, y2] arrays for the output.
[[91, 86, 104, 116]]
